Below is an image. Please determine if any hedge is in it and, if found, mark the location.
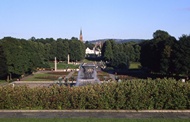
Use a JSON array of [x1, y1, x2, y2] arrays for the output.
[[0, 78, 190, 110]]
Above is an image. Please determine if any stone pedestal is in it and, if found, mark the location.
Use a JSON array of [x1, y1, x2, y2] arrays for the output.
[[68, 54, 70, 64]]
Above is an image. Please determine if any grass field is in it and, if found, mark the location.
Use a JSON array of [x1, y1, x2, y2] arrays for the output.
[[0, 80, 6, 83], [129, 62, 141, 69], [83, 59, 94, 63], [21, 72, 70, 81], [49, 62, 79, 69], [0, 118, 189, 122]]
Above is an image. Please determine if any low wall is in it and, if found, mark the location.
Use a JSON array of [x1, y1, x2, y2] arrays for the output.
[[12, 81, 77, 84]]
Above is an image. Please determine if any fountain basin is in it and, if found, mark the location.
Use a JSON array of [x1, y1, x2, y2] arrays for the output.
[[76, 63, 100, 86]]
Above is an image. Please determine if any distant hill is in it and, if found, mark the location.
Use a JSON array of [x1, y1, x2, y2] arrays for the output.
[[86, 39, 144, 44]]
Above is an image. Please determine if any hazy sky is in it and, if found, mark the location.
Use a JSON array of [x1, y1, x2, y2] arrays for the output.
[[0, 0, 190, 40]]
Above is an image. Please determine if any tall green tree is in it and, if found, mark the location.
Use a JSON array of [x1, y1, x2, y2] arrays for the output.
[[69, 38, 85, 61], [102, 40, 113, 62], [153, 30, 170, 40], [56, 40, 65, 61], [172, 35, 190, 78], [49, 41, 57, 60], [140, 30, 177, 74], [85, 41, 95, 50], [111, 52, 129, 69], [0, 44, 7, 79], [62, 40, 69, 61], [123, 42, 135, 62], [133, 44, 141, 62]]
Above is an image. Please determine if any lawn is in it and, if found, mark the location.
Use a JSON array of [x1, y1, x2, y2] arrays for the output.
[[49, 61, 79, 69], [0, 80, 7, 83], [82, 58, 94, 63], [0, 80, 8, 86], [22, 72, 70, 81], [129, 62, 141, 69], [0, 118, 189, 122]]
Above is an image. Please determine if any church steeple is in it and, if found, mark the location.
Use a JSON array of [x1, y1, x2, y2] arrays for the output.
[[79, 29, 83, 42]]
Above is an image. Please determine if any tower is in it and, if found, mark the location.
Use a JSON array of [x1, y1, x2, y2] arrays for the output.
[[79, 29, 83, 42]]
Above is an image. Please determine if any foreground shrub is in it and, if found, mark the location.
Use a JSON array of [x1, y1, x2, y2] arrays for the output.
[[0, 78, 190, 110]]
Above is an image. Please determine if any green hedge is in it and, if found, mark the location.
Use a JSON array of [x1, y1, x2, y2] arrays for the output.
[[0, 78, 190, 110]]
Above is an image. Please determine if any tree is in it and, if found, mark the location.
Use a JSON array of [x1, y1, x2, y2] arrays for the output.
[[0, 37, 50, 80], [159, 36, 176, 74], [85, 41, 94, 50], [49, 41, 57, 60], [111, 52, 129, 69], [153, 30, 170, 40], [172, 35, 190, 78], [56, 41, 65, 61], [69, 39, 85, 61], [123, 42, 135, 62], [133, 44, 141, 62], [102, 40, 113, 62], [62, 40, 69, 61], [140, 40, 153, 70], [0, 44, 7, 79], [140, 30, 177, 74], [1, 37, 23, 79]]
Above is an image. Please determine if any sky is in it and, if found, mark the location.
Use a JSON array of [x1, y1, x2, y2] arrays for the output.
[[0, 0, 190, 40]]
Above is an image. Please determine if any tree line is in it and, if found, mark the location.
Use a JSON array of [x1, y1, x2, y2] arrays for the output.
[[0, 30, 190, 80], [140, 30, 190, 78], [101, 40, 141, 69], [0, 37, 85, 80], [101, 30, 190, 78]]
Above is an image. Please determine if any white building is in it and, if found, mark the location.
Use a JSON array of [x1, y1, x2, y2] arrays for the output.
[[85, 47, 101, 57]]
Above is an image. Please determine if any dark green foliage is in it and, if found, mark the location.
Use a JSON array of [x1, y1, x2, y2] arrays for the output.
[[69, 38, 85, 61], [0, 79, 190, 110], [140, 30, 190, 77], [0, 37, 50, 79], [111, 52, 129, 69], [101, 40, 113, 61], [153, 30, 170, 40], [140, 30, 177, 74], [172, 35, 190, 77], [0, 37, 85, 79], [0, 44, 7, 78], [101, 39, 140, 70], [85, 41, 95, 50]]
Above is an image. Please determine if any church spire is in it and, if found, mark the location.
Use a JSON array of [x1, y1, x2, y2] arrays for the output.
[[80, 28, 83, 42]]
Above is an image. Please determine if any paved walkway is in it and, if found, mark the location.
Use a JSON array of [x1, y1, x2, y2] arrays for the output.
[[0, 110, 190, 118], [0, 82, 9, 87], [109, 74, 115, 81], [63, 70, 75, 81]]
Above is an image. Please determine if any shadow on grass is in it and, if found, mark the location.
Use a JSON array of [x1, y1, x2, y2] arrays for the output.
[[102, 68, 187, 80]]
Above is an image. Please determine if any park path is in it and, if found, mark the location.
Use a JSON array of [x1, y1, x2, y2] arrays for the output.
[[0, 82, 9, 87], [0, 110, 190, 118], [109, 73, 115, 81], [63, 70, 75, 81]]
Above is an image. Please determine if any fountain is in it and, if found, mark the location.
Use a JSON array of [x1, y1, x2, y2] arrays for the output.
[[76, 63, 100, 86]]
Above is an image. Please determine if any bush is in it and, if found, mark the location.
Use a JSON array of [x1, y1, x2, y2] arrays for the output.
[[0, 78, 190, 110]]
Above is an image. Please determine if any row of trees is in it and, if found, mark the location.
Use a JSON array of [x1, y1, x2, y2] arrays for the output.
[[1, 30, 189, 79], [101, 30, 190, 78], [101, 40, 141, 69], [0, 37, 85, 80], [140, 30, 190, 78]]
